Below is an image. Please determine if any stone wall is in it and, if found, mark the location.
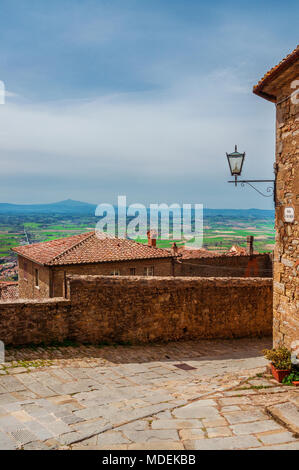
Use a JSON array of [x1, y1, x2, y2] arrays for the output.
[[51, 258, 174, 298], [272, 65, 299, 348], [18, 256, 50, 299], [0, 275, 273, 346], [0, 282, 18, 301], [17, 255, 174, 299], [18, 252, 273, 300], [175, 253, 272, 278], [0, 298, 70, 346]]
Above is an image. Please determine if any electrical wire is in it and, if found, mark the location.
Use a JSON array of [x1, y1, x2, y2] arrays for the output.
[[174, 259, 273, 274]]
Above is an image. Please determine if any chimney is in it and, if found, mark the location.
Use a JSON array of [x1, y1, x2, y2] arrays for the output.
[[246, 236, 254, 256], [171, 242, 178, 256], [147, 230, 156, 247]]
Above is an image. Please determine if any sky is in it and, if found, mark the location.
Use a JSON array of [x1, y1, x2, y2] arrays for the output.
[[0, 0, 298, 209]]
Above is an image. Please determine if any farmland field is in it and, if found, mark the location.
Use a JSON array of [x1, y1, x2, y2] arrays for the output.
[[0, 213, 275, 263]]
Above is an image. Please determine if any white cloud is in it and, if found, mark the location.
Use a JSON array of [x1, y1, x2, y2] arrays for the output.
[[0, 67, 275, 186]]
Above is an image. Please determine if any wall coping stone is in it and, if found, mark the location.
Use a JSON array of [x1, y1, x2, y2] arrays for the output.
[[0, 297, 70, 306], [67, 274, 273, 285]]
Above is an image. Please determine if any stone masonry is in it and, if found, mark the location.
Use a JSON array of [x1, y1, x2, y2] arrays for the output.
[[174, 253, 272, 278], [0, 338, 298, 450], [17, 256, 174, 299], [0, 282, 18, 301], [0, 275, 272, 346], [254, 46, 299, 348]]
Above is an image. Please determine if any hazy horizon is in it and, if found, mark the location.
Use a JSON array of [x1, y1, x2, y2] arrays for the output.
[[0, 198, 275, 213], [0, 1, 298, 209]]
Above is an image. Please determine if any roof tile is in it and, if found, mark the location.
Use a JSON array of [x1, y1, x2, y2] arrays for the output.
[[253, 45, 299, 101], [178, 248, 221, 259], [12, 231, 173, 265]]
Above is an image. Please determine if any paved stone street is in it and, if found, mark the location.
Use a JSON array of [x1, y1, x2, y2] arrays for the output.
[[0, 337, 298, 450]]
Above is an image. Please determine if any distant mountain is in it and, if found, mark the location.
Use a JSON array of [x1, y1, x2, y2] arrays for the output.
[[0, 199, 275, 218], [203, 208, 275, 218], [0, 199, 97, 215]]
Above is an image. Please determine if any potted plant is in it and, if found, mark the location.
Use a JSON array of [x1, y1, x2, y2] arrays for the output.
[[263, 347, 292, 383], [282, 370, 299, 386]]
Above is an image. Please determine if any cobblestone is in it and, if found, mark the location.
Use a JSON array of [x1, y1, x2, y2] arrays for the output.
[[151, 419, 203, 429], [0, 430, 18, 450], [206, 426, 233, 438], [0, 337, 298, 450], [231, 420, 283, 435], [185, 435, 261, 450], [223, 409, 267, 424], [258, 431, 298, 445], [173, 404, 220, 419]]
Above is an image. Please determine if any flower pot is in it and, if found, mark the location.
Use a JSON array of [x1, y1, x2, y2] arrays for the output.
[[271, 364, 291, 383], [292, 381, 299, 387]]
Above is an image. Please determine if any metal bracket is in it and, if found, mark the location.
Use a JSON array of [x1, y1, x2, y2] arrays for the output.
[[228, 176, 276, 205]]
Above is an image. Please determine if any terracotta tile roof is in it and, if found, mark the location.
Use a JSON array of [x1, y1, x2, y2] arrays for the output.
[[12, 231, 173, 266], [0, 281, 18, 286], [178, 248, 221, 259], [253, 45, 299, 101], [226, 245, 248, 256], [225, 245, 258, 256]]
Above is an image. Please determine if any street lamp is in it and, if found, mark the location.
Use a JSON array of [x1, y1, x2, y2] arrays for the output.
[[226, 145, 245, 186], [226, 145, 276, 204]]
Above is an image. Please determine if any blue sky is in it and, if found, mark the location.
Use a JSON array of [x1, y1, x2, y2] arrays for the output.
[[0, 0, 298, 208]]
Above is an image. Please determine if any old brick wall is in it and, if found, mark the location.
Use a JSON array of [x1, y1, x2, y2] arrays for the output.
[[175, 253, 273, 278], [17, 252, 273, 301], [0, 283, 18, 301], [51, 258, 174, 297], [67, 276, 273, 344], [18, 256, 50, 299], [17, 255, 173, 299], [0, 298, 70, 345], [0, 275, 272, 346], [273, 67, 299, 348]]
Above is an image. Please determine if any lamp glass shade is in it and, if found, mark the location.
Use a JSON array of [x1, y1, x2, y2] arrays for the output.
[[226, 147, 245, 176]]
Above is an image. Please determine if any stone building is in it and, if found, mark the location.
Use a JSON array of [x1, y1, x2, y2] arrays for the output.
[[13, 231, 174, 299], [253, 45, 299, 348], [174, 249, 272, 278], [173, 236, 272, 278], [11, 229, 274, 300]]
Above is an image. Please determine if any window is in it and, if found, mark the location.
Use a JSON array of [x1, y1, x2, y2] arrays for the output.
[[144, 266, 154, 276], [23, 262, 28, 281], [35, 268, 39, 287], [110, 270, 120, 276], [129, 268, 136, 275]]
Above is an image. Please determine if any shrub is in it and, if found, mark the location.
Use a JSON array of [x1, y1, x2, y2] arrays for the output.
[[282, 370, 299, 385], [263, 347, 291, 370]]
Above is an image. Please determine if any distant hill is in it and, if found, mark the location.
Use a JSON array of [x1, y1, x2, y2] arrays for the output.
[[0, 199, 97, 215], [0, 199, 275, 218], [203, 208, 275, 218]]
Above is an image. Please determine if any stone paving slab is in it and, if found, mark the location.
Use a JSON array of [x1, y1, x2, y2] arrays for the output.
[[267, 402, 299, 434], [0, 338, 298, 450], [0, 430, 18, 449], [230, 419, 283, 435], [173, 403, 220, 420], [185, 435, 262, 450], [222, 409, 267, 424], [252, 441, 299, 450], [258, 431, 298, 445]]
